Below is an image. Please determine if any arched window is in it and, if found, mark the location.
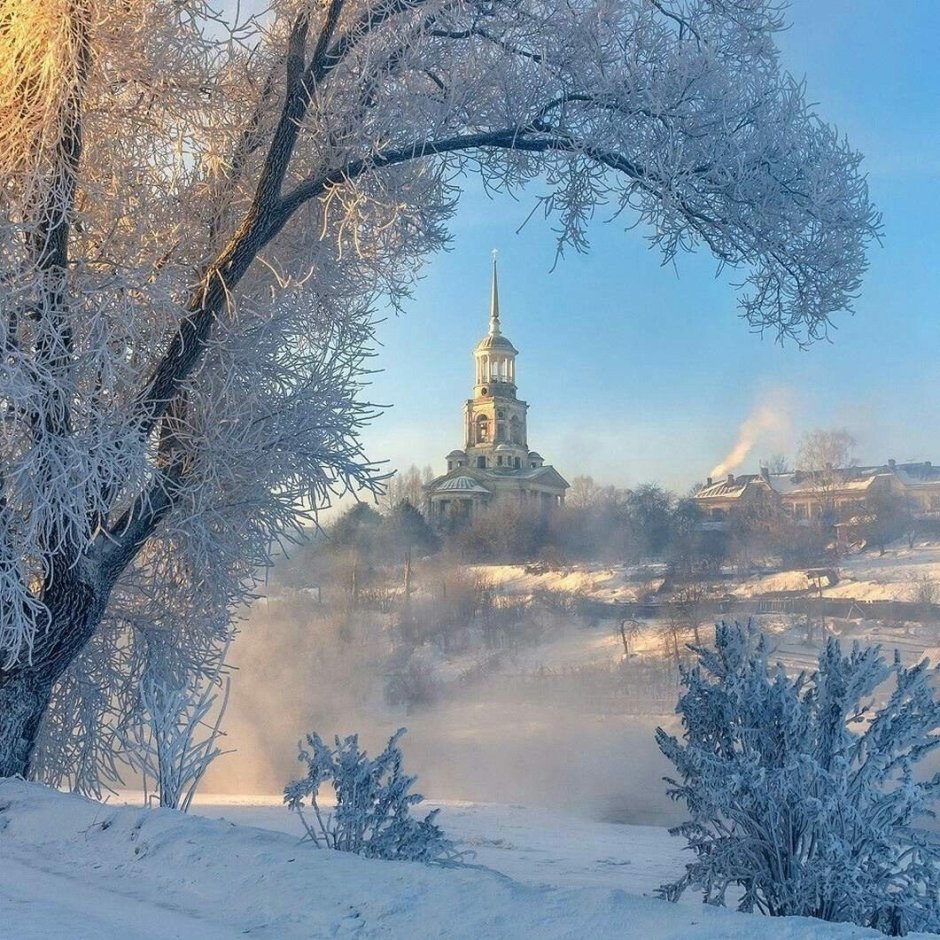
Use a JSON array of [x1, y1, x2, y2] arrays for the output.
[[509, 416, 521, 444], [476, 414, 489, 443]]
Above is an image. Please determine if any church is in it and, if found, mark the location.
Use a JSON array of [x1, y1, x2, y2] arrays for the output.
[[424, 256, 569, 527]]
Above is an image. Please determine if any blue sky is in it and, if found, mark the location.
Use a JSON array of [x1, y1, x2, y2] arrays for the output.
[[360, 0, 940, 493]]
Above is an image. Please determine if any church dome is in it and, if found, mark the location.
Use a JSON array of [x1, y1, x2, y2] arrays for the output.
[[446, 449, 467, 460], [475, 332, 518, 354], [435, 475, 490, 495]]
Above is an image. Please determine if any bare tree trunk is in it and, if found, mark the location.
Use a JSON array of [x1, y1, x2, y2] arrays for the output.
[[0, 577, 109, 778], [0, 671, 55, 778]]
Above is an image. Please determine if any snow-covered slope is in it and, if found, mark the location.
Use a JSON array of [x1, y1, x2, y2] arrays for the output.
[[732, 542, 940, 602], [1, 780, 930, 939]]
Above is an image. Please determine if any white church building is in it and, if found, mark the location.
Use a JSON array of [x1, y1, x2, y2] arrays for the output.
[[424, 257, 569, 527]]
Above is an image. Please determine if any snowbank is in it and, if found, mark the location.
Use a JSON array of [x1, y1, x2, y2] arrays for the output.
[[0, 780, 929, 938]]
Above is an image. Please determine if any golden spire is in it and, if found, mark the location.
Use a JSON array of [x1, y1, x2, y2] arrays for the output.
[[489, 249, 501, 335]]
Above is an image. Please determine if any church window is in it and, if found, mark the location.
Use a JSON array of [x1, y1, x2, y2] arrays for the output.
[[497, 456, 503, 466], [476, 414, 489, 443], [514, 457, 521, 469], [477, 456, 486, 469], [496, 422, 505, 442]]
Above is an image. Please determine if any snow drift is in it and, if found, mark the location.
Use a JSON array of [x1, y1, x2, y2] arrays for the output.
[[0, 779, 934, 938]]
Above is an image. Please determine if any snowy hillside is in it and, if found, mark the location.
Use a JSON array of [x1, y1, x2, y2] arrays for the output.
[[731, 542, 940, 602], [472, 543, 940, 607], [0, 780, 932, 939]]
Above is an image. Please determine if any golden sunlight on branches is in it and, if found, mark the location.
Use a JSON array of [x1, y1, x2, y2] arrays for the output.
[[0, 0, 90, 179]]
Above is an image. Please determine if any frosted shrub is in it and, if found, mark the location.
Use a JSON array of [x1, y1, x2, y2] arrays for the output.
[[656, 622, 940, 937], [121, 658, 232, 812], [284, 728, 459, 863], [384, 648, 440, 711]]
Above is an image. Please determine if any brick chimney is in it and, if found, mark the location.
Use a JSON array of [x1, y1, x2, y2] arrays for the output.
[[706, 477, 713, 487], [727, 473, 735, 485]]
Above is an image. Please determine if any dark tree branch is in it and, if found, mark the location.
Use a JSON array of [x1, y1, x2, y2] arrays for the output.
[[429, 26, 544, 62], [130, 13, 316, 443], [101, 461, 185, 582], [277, 126, 648, 218], [126, 0, 442, 454]]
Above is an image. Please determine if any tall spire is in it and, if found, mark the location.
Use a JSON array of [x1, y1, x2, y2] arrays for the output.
[[489, 249, 501, 336]]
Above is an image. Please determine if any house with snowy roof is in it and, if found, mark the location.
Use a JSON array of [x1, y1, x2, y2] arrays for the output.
[[424, 257, 569, 528], [694, 461, 940, 526]]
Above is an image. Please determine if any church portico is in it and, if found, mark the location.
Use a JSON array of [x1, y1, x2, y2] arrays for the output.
[[426, 256, 568, 526]]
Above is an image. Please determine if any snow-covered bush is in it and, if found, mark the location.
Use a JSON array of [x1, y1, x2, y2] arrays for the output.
[[656, 621, 940, 936], [121, 646, 232, 812], [284, 728, 459, 863], [384, 647, 440, 711]]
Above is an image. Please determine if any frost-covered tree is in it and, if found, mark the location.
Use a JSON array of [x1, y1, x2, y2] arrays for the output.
[[0, 0, 878, 781], [795, 428, 859, 525], [381, 499, 439, 599], [656, 622, 940, 937], [380, 464, 434, 511]]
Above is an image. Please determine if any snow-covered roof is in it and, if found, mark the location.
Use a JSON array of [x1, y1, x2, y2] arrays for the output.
[[767, 470, 887, 497], [696, 475, 761, 500], [892, 463, 940, 486], [697, 461, 940, 504]]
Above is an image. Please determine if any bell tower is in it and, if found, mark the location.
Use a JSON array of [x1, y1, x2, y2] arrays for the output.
[[463, 254, 529, 471]]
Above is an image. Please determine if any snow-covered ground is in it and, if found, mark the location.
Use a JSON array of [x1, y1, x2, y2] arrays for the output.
[[473, 562, 666, 604], [13, 551, 929, 937], [732, 542, 940, 602], [1, 779, 927, 939], [471, 543, 940, 607]]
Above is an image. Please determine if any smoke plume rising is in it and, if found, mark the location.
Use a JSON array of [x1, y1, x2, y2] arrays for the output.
[[709, 389, 792, 479]]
